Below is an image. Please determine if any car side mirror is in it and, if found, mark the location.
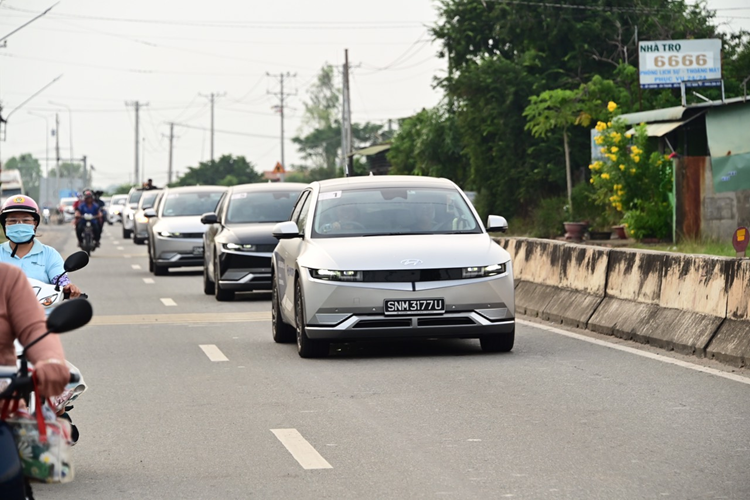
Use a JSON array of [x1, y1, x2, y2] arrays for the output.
[[143, 208, 157, 218], [201, 212, 219, 225], [272, 221, 302, 239], [486, 215, 508, 233]]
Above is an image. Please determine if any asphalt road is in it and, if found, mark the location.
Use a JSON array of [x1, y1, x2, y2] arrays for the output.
[[28, 224, 750, 500]]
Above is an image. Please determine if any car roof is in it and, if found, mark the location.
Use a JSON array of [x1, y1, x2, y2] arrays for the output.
[[230, 182, 307, 194], [162, 185, 226, 193], [316, 175, 457, 193]]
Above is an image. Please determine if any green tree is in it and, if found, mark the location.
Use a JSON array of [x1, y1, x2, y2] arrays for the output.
[[4, 153, 41, 200], [171, 155, 262, 187], [113, 183, 136, 195], [48, 162, 83, 180]]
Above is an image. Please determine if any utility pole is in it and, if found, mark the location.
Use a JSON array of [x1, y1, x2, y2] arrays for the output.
[[267, 72, 296, 170], [342, 49, 353, 177], [125, 101, 148, 186], [166, 122, 175, 184], [82, 155, 87, 187], [200, 92, 225, 162], [54, 112, 60, 198]]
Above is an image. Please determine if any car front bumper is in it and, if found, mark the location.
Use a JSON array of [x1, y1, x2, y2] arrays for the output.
[[154, 236, 204, 268], [298, 269, 515, 341], [217, 251, 273, 291]]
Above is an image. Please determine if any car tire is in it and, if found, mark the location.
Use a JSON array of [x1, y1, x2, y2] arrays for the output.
[[122, 227, 131, 239], [479, 329, 515, 353], [272, 280, 295, 343], [214, 257, 234, 302], [148, 253, 154, 273], [203, 253, 215, 295], [295, 279, 329, 358], [133, 236, 145, 245], [153, 262, 168, 276]]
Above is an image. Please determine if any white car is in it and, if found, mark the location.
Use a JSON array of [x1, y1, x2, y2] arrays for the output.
[[271, 175, 515, 358], [58, 197, 78, 223], [108, 194, 127, 225]]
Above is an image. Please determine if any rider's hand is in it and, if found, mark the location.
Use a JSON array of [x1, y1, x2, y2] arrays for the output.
[[63, 283, 82, 298], [34, 359, 70, 397]]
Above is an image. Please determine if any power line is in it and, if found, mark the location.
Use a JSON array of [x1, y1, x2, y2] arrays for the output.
[[199, 92, 226, 162], [173, 122, 293, 141]]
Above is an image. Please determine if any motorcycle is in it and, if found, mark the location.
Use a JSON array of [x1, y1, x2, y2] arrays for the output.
[[0, 299, 93, 499], [78, 213, 97, 255]]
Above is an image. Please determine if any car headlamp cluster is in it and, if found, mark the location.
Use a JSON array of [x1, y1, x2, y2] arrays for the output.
[[136, 215, 149, 224], [311, 269, 363, 282], [159, 231, 180, 237], [462, 263, 507, 279], [223, 243, 257, 252]]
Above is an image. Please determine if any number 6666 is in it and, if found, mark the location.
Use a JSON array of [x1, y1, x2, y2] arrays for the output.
[[653, 54, 708, 68]]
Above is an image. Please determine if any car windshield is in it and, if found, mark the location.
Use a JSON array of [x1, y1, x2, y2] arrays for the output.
[[128, 190, 143, 205], [112, 195, 127, 205], [161, 191, 224, 217], [226, 190, 301, 224], [140, 191, 159, 209], [312, 187, 481, 238]]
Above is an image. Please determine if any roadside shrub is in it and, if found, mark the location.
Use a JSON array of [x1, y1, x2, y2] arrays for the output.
[[530, 196, 567, 238]]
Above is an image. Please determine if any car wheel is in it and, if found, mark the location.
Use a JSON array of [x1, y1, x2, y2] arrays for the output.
[[479, 329, 515, 353], [122, 227, 129, 239], [148, 253, 154, 273], [134, 236, 145, 245], [203, 252, 215, 295], [214, 257, 234, 301], [295, 279, 329, 358], [272, 279, 295, 343]]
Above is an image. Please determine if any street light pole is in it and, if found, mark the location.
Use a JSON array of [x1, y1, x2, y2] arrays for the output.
[[49, 101, 73, 164], [27, 111, 50, 204]]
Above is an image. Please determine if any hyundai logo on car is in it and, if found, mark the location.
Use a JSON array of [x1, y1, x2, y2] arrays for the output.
[[400, 259, 423, 266]]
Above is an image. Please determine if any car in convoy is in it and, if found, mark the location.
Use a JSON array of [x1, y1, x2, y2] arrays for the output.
[[144, 185, 226, 276], [271, 175, 515, 358], [121, 187, 145, 239], [58, 197, 78, 223], [107, 194, 128, 225], [132, 189, 162, 245], [201, 182, 306, 301]]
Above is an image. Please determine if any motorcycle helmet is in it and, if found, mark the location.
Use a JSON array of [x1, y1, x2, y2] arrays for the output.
[[0, 195, 41, 229]]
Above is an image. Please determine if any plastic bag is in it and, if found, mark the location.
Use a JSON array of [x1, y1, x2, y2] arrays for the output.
[[5, 409, 75, 483]]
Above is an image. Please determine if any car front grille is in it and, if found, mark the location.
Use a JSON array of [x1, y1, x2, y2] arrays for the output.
[[360, 268, 464, 282], [167, 233, 204, 239]]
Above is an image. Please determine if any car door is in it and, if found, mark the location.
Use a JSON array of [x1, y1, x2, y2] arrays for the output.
[[276, 190, 312, 322]]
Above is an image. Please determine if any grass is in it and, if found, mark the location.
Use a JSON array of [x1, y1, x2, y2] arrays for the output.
[[630, 239, 739, 258]]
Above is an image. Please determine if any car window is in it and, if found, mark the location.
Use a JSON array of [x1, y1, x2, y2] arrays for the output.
[[128, 190, 143, 205], [161, 191, 224, 217], [112, 195, 127, 205], [226, 190, 301, 224], [311, 187, 481, 238], [139, 191, 160, 210], [296, 193, 313, 234], [290, 191, 310, 225], [215, 192, 227, 220]]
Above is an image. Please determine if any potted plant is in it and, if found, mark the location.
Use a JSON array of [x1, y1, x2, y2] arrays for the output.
[[562, 204, 588, 242], [589, 213, 614, 241]]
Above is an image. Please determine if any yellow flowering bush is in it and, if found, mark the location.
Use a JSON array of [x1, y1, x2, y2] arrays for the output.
[[589, 104, 673, 239]]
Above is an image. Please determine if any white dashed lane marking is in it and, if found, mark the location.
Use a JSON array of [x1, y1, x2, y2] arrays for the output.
[[143, 278, 154, 284], [131, 264, 141, 270], [271, 429, 333, 470], [160, 298, 177, 306], [199, 344, 228, 362], [117, 246, 124, 250]]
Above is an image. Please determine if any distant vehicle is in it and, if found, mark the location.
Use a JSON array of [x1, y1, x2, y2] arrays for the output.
[[58, 197, 78, 223], [201, 182, 306, 301], [108, 194, 128, 225], [145, 185, 226, 276], [0, 170, 24, 204], [271, 175, 514, 358], [121, 187, 145, 239], [132, 189, 162, 245]]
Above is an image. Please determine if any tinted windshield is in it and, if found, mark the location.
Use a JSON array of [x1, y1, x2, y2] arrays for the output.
[[140, 191, 160, 209], [312, 187, 481, 238], [161, 191, 224, 217], [226, 190, 301, 224], [111, 195, 127, 205], [128, 190, 143, 205]]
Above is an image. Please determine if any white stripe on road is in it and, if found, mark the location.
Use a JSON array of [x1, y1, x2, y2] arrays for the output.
[[117, 246, 124, 250], [518, 319, 750, 386], [199, 344, 228, 362], [131, 264, 141, 270], [271, 429, 333, 470], [160, 298, 177, 306], [143, 278, 154, 284]]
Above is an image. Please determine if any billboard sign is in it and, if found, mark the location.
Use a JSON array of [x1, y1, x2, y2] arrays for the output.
[[638, 39, 721, 89]]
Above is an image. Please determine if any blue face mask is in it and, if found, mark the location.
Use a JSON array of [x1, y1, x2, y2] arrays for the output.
[[5, 224, 36, 244]]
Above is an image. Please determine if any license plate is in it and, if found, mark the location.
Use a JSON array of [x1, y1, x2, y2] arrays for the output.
[[193, 246, 204, 255], [384, 298, 445, 315]]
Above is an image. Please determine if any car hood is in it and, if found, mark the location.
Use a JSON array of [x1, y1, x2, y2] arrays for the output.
[[298, 234, 510, 270], [154, 216, 208, 234], [221, 223, 280, 244]]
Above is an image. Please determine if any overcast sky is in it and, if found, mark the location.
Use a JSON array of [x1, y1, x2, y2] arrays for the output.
[[1, 0, 748, 192]]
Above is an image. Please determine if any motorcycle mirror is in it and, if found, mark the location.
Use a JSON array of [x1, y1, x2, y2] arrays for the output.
[[46, 298, 93, 334], [64, 251, 89, 273]]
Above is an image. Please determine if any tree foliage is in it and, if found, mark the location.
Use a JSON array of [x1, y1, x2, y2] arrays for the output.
[[4, 153, 41, 199], [171, 155, 262, 187]]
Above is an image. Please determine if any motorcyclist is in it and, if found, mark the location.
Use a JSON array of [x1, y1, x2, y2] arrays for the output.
[[0, 195, 83, 298], [93, 190, 107, 228], [74, 189, 103, 249]]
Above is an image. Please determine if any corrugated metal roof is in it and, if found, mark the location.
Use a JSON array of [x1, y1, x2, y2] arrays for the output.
[[351, 144, 391, 156], [626, 120, 685, 137], [618, 96, 750, 125]]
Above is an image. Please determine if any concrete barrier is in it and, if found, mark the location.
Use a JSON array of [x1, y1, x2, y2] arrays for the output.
[[706, 260, 749, 367]]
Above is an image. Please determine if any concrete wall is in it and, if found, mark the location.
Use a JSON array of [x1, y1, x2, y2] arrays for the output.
[[497, 237, 750, 367]]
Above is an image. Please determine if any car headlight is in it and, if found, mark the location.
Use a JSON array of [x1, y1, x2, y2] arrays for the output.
[[113, 209, 121, 215], [310, 269, 363, 282], [223, 243, 257, 252], [159, 231, 180, 237], [462, 263, 507, 279], [136, 215, 148, 223]]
